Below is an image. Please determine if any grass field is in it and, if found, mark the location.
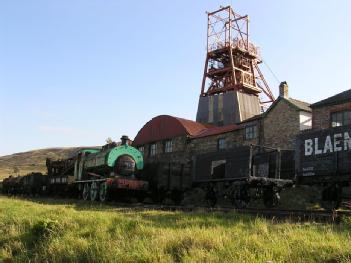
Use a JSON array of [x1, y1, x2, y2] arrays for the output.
[[1, 196, 351, 263]]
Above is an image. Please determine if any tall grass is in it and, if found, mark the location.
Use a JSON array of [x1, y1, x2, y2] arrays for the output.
[[0, 196, 350, 263]]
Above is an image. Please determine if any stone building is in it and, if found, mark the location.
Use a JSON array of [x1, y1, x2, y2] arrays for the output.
[[132, 115, 206, 193], [132, 82, 311, 194], [260, 82, 311, 149], [311, 89, 351, 130]]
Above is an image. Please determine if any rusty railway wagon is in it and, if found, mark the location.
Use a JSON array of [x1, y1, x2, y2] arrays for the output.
[[143, 145, 294, 208], [296, 124, 351, 209], [2, 175, 25, 195], [22, 172, 47, 196], [192, 145, 294, 208]]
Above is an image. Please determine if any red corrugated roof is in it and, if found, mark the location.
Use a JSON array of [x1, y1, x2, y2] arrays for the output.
[[133, 115, 241, 145], [133, 115, 207, 145], [175, 116, 212, 135]]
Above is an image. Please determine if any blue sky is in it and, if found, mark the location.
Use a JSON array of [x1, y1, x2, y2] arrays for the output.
[[0, 0, 350, 156]]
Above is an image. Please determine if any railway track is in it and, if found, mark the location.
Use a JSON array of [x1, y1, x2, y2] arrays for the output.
[[107, 202, 350, 224], [3, 195, 350, 223]]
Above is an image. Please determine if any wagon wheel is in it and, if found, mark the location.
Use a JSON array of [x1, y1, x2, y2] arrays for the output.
[[99, 182, 108, 203], [90, 181, 99, 201], [231, 187, 250, 209], [82, 183, 90, 201], [263, 189, 280, 208], [232, 198, 249, 209], [321, 185, 342, 210], [205, 185, 217, 207], [320, 200, 341, 211]]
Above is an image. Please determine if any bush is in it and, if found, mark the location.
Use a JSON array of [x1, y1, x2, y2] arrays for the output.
[[32, 218, 62, 241]]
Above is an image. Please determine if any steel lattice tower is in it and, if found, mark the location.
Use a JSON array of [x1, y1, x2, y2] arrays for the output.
[[196, 6, 275, 126]]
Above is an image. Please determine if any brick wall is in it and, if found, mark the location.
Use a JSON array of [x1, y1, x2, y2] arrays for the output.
[[263, 99, 300, 149], [312, 102, 351, 130]]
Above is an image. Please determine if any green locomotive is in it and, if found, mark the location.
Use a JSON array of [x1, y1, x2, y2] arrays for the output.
[[46, 135, 148, 201]]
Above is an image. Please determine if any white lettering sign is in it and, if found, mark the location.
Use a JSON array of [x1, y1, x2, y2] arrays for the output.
[[305, 139, 313, 156], [323, 136, 333, 154], [344, 132, 351, 150], [314, 138, 322, 155], [334, 133, 342, 152], [304, 131, 351, 156]]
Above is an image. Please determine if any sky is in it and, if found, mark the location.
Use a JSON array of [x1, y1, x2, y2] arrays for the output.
[[0, 0, 350, 156]]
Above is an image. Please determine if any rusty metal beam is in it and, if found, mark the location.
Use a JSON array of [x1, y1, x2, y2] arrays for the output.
[[200, 5, 275, 107]]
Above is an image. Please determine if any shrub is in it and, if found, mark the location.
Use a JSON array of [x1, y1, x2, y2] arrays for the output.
[[31, 218, 62, 242]]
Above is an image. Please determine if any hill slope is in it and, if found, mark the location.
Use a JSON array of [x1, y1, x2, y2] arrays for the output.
[[0, 147, 87, 180]]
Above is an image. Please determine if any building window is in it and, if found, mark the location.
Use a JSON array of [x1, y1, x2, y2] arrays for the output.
[[217, 138, 226, 150], [138, 146, 144, 154], [150, 143, 157, 156], [245, 125, 257, 140], [299, 112, 312, 131], [164, 140, 173, 153], [331, 110, 351, 127]]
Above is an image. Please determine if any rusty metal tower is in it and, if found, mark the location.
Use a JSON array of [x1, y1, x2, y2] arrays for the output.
[[196, 6, 275, 126]]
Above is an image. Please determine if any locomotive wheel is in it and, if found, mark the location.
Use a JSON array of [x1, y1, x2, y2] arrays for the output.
[[82, 183, 90, 201], [99, 182, 108, 203], [90, 181, 99, 201]]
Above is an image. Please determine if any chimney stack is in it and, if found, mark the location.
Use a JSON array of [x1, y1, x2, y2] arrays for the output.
[[279, 81, 289, 98], [121, 135, 130, 146]]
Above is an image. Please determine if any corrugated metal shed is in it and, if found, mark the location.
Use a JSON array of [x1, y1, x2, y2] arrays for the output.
[[133, 115, 208, 145]]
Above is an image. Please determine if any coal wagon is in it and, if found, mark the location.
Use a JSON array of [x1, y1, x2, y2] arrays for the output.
[[192, 145, 294, 208], [22, 172, 47, 196], [296, 124, 351, 208]]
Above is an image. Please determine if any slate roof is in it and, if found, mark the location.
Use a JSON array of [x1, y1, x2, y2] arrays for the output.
[[287, 98, 311, 112], [191, 124, 240, 139], [239, 114, 263, 124], [311, 89, 351, 108], [263, 96, 311, 117]]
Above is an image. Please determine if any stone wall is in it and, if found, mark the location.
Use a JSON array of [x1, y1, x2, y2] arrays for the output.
[[312, 102, 351, 130], [141, 136, 188, 162], [134, 98, 306, 191], [137, 136, 192, 191], [263, 99, 300, 149], [188, 128, 259, 155]]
